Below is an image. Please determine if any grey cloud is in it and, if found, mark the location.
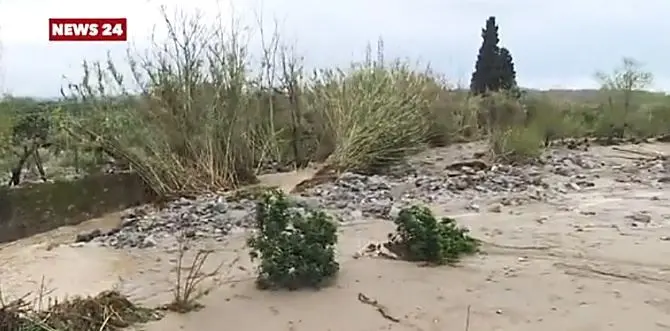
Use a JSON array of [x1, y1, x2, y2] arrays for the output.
[[2, 0, 669, 97]]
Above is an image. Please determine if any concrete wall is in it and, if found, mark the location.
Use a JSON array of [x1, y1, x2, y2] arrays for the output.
[[0, 173, 155, 244]]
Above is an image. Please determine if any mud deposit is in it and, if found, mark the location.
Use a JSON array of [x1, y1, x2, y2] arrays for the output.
[[3, 142, 670, 331]]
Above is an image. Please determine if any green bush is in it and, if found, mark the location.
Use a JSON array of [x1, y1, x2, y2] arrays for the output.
[[388, 205, 479, 265], [247, 189, 339, 290]]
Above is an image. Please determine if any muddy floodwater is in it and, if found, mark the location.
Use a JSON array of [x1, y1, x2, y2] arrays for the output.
[[3, 143, 670, 331]]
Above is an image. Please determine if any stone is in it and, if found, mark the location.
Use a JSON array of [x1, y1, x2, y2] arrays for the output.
[[627, 212, 652, 224], [75, 229, 101, 243], [488, 204, 502, 213]]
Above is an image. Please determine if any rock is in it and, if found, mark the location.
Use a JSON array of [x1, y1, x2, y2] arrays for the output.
[[349, 209, 364, 221], [389, 205, 402, 220], [575, 181, 595, 188], [553, 166, 572, 176], [535, 216, 548, 224], [121, 217, 138, 228], [291, 196, 321, 209], [567, 182, 582, 191], [466, 203, 480, 212], [75, 229, 101, 243], [626, 212, 652, 224], [141, 235, 157, 248], [487, 204, 502, 213], [651, 163, 665, 172]]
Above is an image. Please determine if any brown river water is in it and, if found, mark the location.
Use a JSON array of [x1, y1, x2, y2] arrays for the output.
[[4, 145, 670, 330]]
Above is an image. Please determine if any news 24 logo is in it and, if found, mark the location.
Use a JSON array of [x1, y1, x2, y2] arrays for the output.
[[49, 18, 127, 41]]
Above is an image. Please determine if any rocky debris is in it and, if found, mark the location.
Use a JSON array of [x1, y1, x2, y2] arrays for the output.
[[73, 144, 665, 249], [79, 195, 259, 249], [547, 151, 602, 177], [300, 161, 557, 221], [302, 172, 394, 221], [76, 192, 350, 249], [613, 154, 670, 185], [298, 148, 619, 221]]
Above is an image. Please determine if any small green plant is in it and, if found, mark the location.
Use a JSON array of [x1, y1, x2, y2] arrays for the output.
[[247, 189, 339, 290], [388, 205, 479, 265]]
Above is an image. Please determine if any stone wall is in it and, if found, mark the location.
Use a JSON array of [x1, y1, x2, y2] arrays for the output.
[[0, 173, 155, 244]]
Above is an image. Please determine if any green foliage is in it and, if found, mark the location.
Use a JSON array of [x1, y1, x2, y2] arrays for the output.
[[425, 89, 482, 146], [498, 47, 518, 94], [480, 91, 526, 129], [247, 189, 339, 290], [389, 205, 480, 265], [11, 110, 51, 145], [489, 126, 544, 163], [470, 16, 518, 96]]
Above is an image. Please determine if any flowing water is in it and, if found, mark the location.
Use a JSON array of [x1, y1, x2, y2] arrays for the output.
[[0, 169, 318, 307], [4, 146, 670, 330]]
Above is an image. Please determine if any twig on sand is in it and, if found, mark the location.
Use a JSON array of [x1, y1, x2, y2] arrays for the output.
[[464, 305, 471, 331], [612, 146, 666, 159], [480, 241, 557, 251], [357, 292, 400, 323]]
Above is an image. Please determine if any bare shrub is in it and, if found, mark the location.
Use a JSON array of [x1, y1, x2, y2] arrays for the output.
[[165, 233, 231, 313]]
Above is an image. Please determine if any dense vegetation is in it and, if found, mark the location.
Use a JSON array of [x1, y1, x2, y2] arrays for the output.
[[0, 14, 666, 196]]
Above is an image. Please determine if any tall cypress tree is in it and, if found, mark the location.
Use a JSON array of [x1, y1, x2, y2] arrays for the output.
[[470, 16, 500, 95], [470, 16, 518, 96], [498, 47, 519, 96]]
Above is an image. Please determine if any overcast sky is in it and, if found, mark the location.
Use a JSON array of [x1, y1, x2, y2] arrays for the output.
[[0, 0, 668, 97]]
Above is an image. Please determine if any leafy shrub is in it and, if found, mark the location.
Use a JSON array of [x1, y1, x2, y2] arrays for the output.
[[387, 205, 480, 265], [247, 189, 339, 290]]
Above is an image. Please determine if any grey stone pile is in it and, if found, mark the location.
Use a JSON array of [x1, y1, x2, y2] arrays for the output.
[[78, 195, 258, 249], [301, 172, 395, 221]]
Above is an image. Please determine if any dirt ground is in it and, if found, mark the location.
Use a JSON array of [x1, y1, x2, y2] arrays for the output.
[[3, 142, 670, 331]]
